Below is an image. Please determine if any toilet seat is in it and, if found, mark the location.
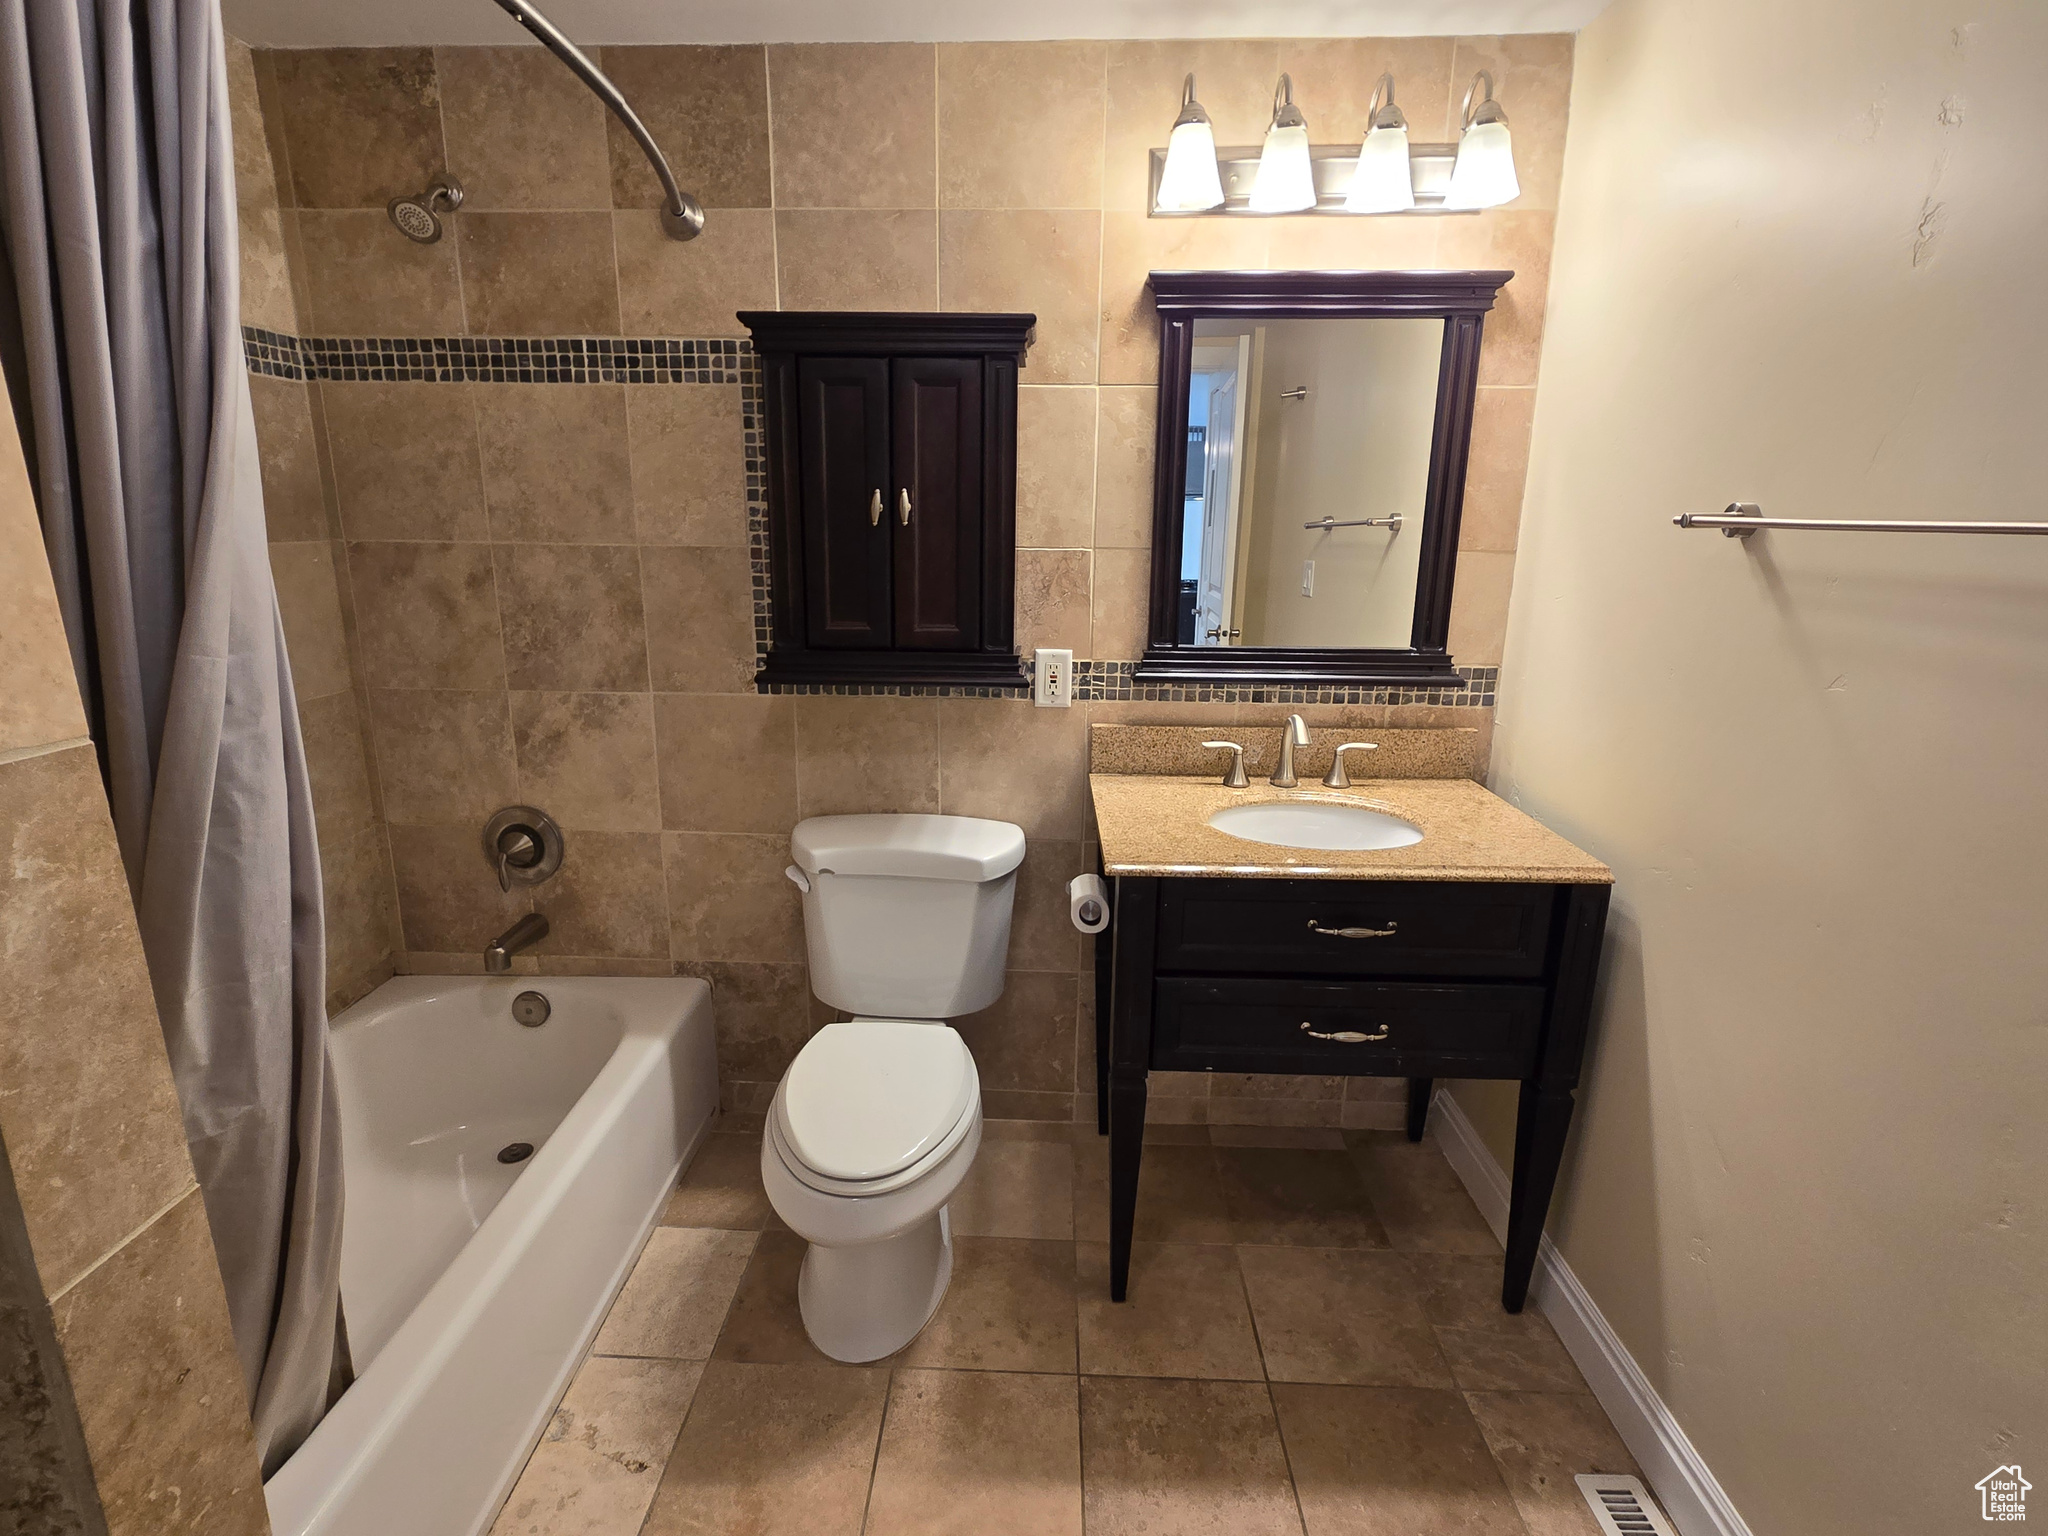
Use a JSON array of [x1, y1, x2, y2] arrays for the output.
[[772, 1021, 979, 1197]]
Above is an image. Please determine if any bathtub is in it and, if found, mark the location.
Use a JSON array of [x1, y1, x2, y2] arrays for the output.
[[265, 975, 719, 1536]]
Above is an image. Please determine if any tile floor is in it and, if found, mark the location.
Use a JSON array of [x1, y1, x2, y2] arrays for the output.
[[488, 1120, 1641, 1536]]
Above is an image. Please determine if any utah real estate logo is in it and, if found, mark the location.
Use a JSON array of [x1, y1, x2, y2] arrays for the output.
[[1977, 1466, 2030, 1522]]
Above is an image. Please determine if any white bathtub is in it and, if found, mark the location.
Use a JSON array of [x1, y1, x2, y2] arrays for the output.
[[265, 975, 720, 1536]]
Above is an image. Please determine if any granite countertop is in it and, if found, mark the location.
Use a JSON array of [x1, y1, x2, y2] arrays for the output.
[[1089, 774, 1613, 884]]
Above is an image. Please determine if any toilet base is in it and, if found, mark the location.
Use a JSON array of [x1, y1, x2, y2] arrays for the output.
[[797, 1206, 954, 1363]]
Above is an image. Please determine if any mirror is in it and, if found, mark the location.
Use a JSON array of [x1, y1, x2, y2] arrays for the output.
[[1142, 270, 1511, 687]]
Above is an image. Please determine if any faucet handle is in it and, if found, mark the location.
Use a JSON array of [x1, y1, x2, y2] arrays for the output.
[[1200, 740, 1250, 789], [1322, 742, 1378, 789]]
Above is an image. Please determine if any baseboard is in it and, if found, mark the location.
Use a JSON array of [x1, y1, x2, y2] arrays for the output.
[[1428, 1090, 1755, 1536]]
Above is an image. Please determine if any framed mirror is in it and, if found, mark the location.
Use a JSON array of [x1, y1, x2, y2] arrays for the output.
[[1140, 269, 1512, 687]]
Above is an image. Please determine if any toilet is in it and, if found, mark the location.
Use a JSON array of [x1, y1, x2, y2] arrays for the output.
[[761, 812, 1025, 1363]]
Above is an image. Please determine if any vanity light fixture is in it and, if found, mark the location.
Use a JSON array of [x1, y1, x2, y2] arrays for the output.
[[1344, 73, 1415, 214], [1249, 74, 1317, 213], [1154, 74, 1224, 211], [1444, 71, 1521, 210]]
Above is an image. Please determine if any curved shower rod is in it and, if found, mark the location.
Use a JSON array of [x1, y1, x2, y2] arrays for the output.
[[488, 0, 705, 240]]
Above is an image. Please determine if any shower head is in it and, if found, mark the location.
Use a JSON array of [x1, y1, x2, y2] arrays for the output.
[[387, 175, 464, 244]]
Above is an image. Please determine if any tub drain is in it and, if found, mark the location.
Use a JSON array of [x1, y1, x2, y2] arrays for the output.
[[497, 1142, 534, 1165]]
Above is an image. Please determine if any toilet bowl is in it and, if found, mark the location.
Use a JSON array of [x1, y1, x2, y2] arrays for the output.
[[761, 814, 1023, 1363]]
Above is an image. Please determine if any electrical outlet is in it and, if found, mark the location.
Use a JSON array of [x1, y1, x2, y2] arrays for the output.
[[1033, 648, 1074, 708], [1301, 559, 1316, 597]]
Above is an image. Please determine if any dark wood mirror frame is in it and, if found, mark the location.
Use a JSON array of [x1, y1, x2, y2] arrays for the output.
[[1140, 269, 1513, 688]]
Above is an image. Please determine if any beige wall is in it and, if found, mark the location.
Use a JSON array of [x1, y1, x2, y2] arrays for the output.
[[232, 37, 1571, 1130], [0, 358, 268, 1528], [1459, 0, 2048, 1530]]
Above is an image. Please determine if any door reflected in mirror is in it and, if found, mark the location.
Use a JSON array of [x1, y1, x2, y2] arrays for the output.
[[1180, 316, 1443, 649]]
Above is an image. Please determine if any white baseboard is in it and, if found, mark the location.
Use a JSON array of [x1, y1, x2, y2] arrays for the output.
[[1428, 1090, 1755, 1536]]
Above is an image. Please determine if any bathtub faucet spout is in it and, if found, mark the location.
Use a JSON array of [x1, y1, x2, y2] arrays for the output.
[[485, 912, 549, 974]]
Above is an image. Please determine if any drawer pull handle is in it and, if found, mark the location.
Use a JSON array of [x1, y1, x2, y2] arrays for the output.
[[1300, 1021, 1390, 1043], [1307, 918, 1399, 939]]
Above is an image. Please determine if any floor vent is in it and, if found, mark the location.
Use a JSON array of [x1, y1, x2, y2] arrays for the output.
[[1576, 1474, 1681, 1536]]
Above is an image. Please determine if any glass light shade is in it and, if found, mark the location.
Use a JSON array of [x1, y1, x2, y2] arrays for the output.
[[1156, 117, 1224, 211], [1444, 119, 1520, 209], [1250, 123, 1315, 212], [1345, 122, 1414, 213]]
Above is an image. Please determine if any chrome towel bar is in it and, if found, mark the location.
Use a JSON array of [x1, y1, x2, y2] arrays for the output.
[[1305, 513, 1404, 532], [1676, 502, 2048, 538]]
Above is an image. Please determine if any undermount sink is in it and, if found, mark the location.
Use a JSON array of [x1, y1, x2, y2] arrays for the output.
[[1206, 800, 1424, 852]]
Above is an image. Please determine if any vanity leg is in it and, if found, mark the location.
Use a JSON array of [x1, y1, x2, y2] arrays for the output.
[[1502, 1079, 1574, 1313], [1093, 927, 1113, 1135], [1106, 1070, 1147, 1302], [1406, 1078, 1432, 1142]]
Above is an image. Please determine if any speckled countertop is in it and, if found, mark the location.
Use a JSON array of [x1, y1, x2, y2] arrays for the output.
[[1090, 774, 1612, 884]]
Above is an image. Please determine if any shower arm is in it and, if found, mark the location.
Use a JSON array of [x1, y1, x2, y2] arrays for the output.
[[487, 0, 705, 240]]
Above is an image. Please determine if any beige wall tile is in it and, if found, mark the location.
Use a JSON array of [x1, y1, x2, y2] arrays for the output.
[[296, 210, 466, 334], [940, 211, 1101, 385], [1102, 40, 1281, 214], [794, 695, 939, 818], [1097, 213, 1268, 386], [1009, 841, 1085, 973], [369, 689, 517, 826], [0, 424, 89, 754], [641, 546, 757, 693], [249, 376, 329, 542], [1446, 549, 1515, 667], [1276, 37, 1460, 142], [776, 210, 938, 312], [1437, 211, 1556, 387], [628, 385, 748, 547], [271, 541, 354, 701], [1091, 386, 1157, 548], [673, 961, 815, 1082], [1449, 35, 1576, 212], [347, 541, 505, 690], [298, 689, 379, 847], [937, 43, 1107, 209], [1459, 388, 1535, 552], [937, 698, 1087, 840], [272, 48, 442, 210], [954, 970, 1077, 1095], [602, 47, 771, 209], [615, 210, 776, 337], [768, 44, 936, 209], [664, 832, 805, 963], [497, 545, 649, 692], [654, 693, 797, 834], [456, 212, 622, 335], [511, 690, 660, 831], [0, 746, 194, 1296], [538, 830, 669, 958], [477, 384, 633, 543], [1088, 548, 1151, 661], [323, 383, 485, 541], [389, 822, 530, 953], [250, 50, 296, 209], [1015, 549, 1092, 659], [437, 46, 611, 210], [324, 825, 400, 1008], [1266, 207, 1443, 271], [228, 40, 298, 334], [1016, 386, 1097, 549], [52, 1192, 268, 1536]]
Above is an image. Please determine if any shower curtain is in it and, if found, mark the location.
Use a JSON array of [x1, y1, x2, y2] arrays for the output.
[[0, 0, 343, 1471]]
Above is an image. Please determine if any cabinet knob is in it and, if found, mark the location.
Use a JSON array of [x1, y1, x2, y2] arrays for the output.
[[869, 489, 882, 527], [898, 488, 913, 526]]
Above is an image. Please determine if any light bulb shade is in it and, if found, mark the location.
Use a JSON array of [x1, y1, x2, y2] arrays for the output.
[[1156, 117, 1224, 211], [1250, 123, 1315, 212], [1345, 122, 1414, 213], [1445, 118, 1519, 209]]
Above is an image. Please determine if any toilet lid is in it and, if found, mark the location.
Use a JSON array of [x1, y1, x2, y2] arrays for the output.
[[776, 1021, 977, 1183]]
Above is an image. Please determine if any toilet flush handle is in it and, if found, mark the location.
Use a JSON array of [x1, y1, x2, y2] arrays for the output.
[[785, 865, 812, 894]]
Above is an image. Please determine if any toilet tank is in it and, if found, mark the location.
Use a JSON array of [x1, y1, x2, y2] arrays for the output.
[[790, 814, 1026, 1018]]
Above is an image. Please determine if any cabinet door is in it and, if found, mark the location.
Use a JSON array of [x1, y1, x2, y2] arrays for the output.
[[797, 357, 892, 649], [890, 358, 984, 650]]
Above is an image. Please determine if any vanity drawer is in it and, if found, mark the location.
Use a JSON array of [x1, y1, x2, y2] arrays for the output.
[[1152, 978, 1543, 1077], [1155, 879, 1553, 979]]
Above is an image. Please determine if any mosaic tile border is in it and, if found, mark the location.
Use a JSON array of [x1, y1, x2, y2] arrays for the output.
[[244, 326, 1495, 709]]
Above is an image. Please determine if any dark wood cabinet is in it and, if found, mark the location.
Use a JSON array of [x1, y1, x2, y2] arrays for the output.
[[743, 312, 1035, 690]]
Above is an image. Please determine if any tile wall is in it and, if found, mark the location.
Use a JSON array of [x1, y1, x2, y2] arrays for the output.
[[230, 36, 1571, 1129]]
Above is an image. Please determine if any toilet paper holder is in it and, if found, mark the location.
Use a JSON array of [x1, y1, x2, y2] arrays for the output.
[[1068, 874, 1110, 935]]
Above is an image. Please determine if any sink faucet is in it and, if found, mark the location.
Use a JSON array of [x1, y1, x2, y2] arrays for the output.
[[485, 912, 549, 974], [1270, 714, 1310, 788]]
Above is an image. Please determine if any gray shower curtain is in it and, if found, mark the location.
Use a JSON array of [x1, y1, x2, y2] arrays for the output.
[[0, 0, 343, 1471]]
